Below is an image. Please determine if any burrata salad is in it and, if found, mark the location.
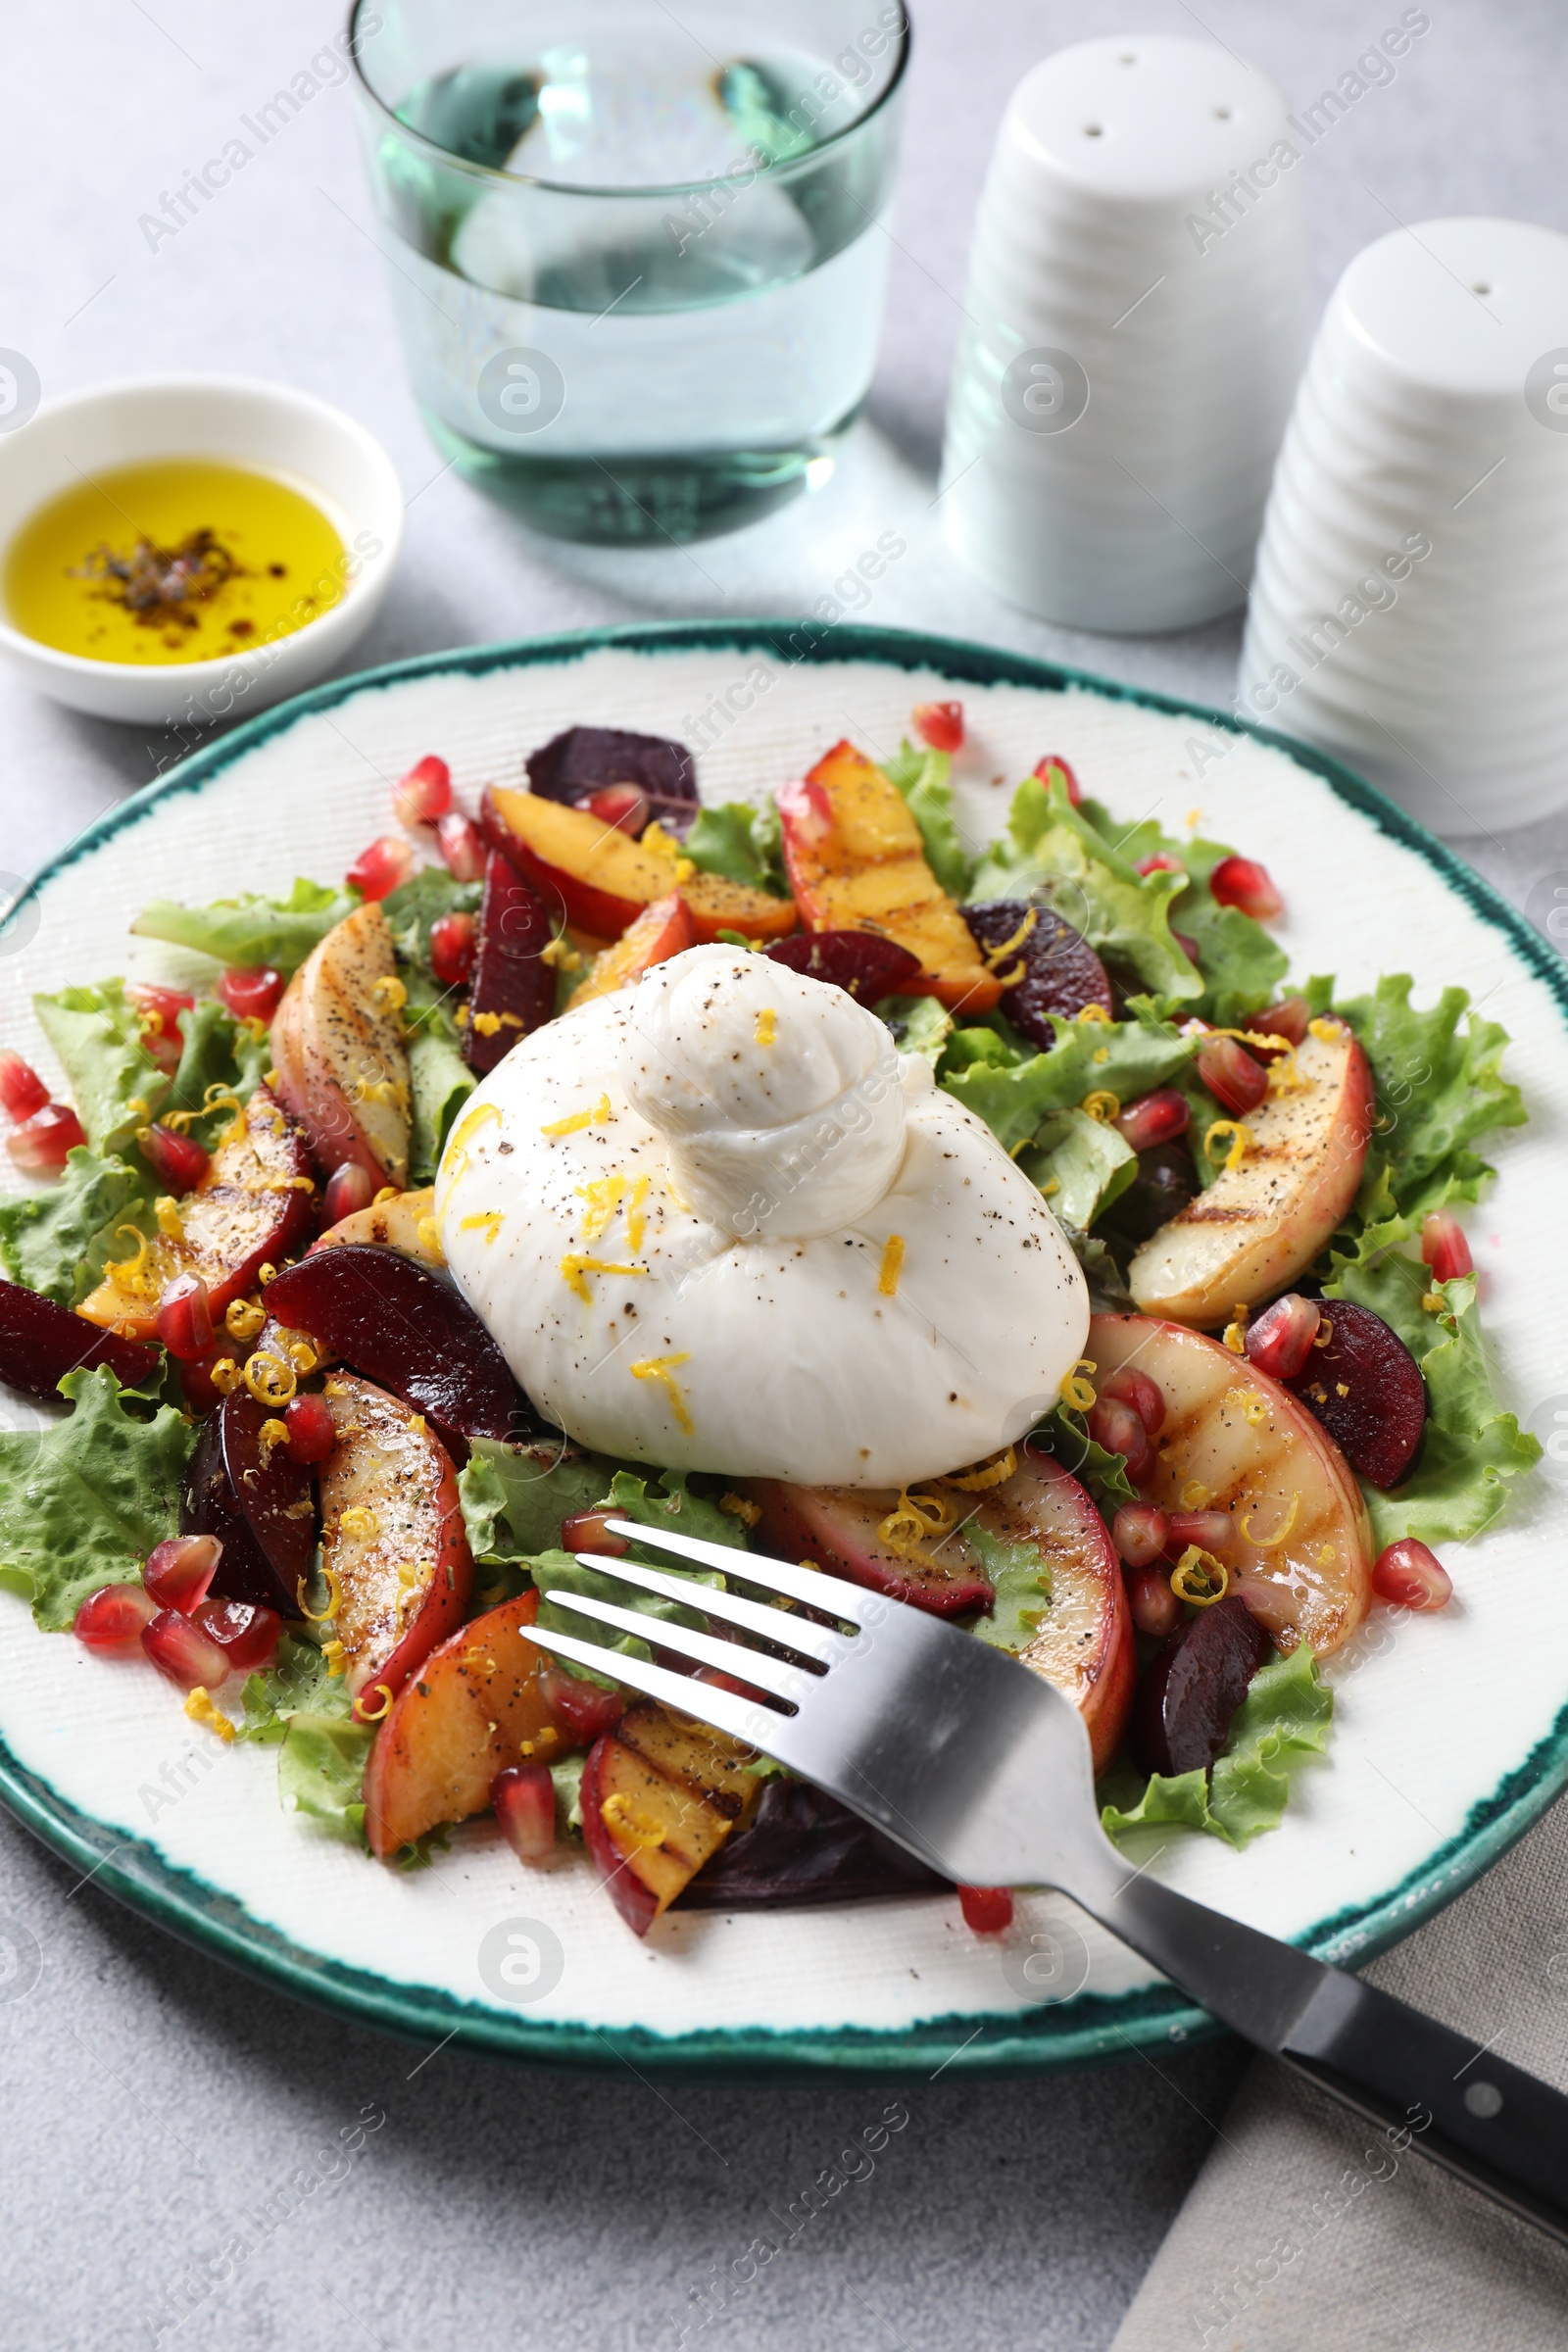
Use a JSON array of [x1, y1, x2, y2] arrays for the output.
[[0, 707, 1539, 1935]]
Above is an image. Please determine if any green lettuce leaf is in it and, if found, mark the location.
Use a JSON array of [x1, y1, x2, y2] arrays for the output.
[[1016, 1106, 1137, 1230], [382, 868, 482, 967], [969, 1523, 1054, 1653], [683, 802, 787, 896], [278, 1712, 373, 1845], [1034, 1407, 1138, 1505], [0, 1367, 196, 1629], [164, 998, 272, 1144], [549, 1750, 587, 1838], [938, 1010, 1196, 1155], [409, 1027, 474, 1187], [0, 1147, 150, 1305], [238, 1634, 347, 1744], [458, 1438, 619, 1563], [527, 1540, 728, 1690], [1102, 1645, 1332, 1846], [882, 739, 973, 899], [1324, 1259, 1541, 1544], [32, 982, 169, 1154], [876, 994, 954, 1066], [602, 1466, 749, 1554], [130, 877, 356, 973], [1104, 813, 1288, 1029], [969, 774, 1202, 1004]]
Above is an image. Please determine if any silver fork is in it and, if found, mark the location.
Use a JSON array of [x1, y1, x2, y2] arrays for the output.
[[531, 1517, 1568, 2247]]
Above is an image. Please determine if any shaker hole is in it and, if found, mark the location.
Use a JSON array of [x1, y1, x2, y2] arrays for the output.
[[1084, 122, 1103, 137], [1472, 280, 1492, 295], [1118, 52, 1137, 64], [1214, 105, 1232, 120]]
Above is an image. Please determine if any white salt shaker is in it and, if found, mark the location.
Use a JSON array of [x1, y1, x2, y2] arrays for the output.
[[1239, 217, 1568, 832], [941, 33, 1311, 633]]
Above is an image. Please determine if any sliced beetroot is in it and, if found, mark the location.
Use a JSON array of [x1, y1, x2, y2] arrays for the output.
[[1285, 1298, 1427, 1489], [1133, 1592, 1273, 1778], [763, 930, 921, 1002], [962, 900, 1113, 1045], [1101, 1140, 1198, 1246], [261, 1244, 523, 1446], [181, 1388, 316, 1617], [464, 850, 556, 1077], [526, 725, 697, 836], [0, 1277, 163, 1398], [678, 1778, 948, 1906]]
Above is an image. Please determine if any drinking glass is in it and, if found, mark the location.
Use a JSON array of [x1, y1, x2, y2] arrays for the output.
[[350, 0, 909, 544]]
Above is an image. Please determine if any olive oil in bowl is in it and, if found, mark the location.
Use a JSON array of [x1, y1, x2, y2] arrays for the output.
[[4, 459, 348, 666]]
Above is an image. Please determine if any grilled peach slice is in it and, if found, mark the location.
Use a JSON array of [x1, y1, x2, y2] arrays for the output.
[[679, 871, 799, 946], [363, 1591, 556, 1858], [313, 1183, 439, 1262], [1089, 1312, 1373, 1656], [777, 740, 999, 1012], [567, 892, 695, 1008], [319, 1372, 473, 1717], [483, 786, 683, 940], [1128, 1019, 1373, 1329], [580, 1700, 759, 1934], [746, 1446, 1135, 1771], [270, 903, 410, 1191], [76, 1087, 314, 1341]]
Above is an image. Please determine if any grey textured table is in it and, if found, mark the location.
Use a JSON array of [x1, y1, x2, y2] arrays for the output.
[[2, 5, 1564, 2347]]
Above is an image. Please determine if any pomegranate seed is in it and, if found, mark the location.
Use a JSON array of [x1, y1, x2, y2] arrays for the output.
[[1372, 1539, 1452, 1611], [561, 1510, 629, 1557], [436, 810, 487, 883], [1112, 1502, 1169, 1568], [1031, 756, 1081, 808], [1126, 1565, 1181, 1640], [957, 1884, 1013, 1934], [1248, 996, 1310, 1050], [7, 1102, 86, 1175], [1246, 1293, 1323, 1381], [492, 1763, 557, 1861], [126, 984, 194, 1070], [0, 1050, 49, 1121], [1087, 1396, 1152, 1480], [394, 754, 453, 828], [219, 965, 284, 1023], [429, 910, 478, 987], [143, 1534, 222, 1614], [1421, 1210, 1473, 1284], [178, 1349, 236, 1415], [284, 1392, 336, 1465], [581, 783, 650, 836], [1101, 1367, 1165, 1437], [1115, 1087, 1190, 1152], [913, 701, 964, 753], [320, 1162, 374, 1226], [74, 1583, 159, 1651], [1166, 1509, 1236, 1556], [539, 1666, 625, 1746], [156, 1272, 215, 1361], [347, 836, 416, 902], [1137, 852, 1186, 878], [194, 1597, 282, 1671], [1197, 1035, 1268, 1117], [1210, 855, 1283, 921], [141, 1607, 230, 1690], [139, 1121, 210, 1193]]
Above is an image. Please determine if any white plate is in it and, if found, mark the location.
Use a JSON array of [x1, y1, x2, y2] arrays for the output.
[[1, 621, 1561, 2074]]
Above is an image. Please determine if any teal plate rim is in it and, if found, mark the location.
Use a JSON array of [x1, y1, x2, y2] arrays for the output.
[[5, 615, 1565, 2079]]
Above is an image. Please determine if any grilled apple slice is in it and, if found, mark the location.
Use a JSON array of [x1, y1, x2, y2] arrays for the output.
[[580, 1700, 759, 1934], [363, 1591, 557, 1857], [746, 1446, 1135, 1770], [777, 740, 1000, 1012], [313, 1184, 440, 1263], [319, 1372, 473, 1715], [76, 1086, 314, 1340], [270, 903, 410, 1191], [1128, 1020, 1373, 1329], [1089, 1311, 1373, 1656]]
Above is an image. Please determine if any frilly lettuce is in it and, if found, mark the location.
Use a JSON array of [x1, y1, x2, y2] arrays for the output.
[[0, 1146, 149, 1306], [881, 739, 974, 899], [130, 875, 355, 973], [937, 1005, 1196, 1155], [1106, 809, 1288, 1029], [683, 801, 787, 897], [1101, 1645, 1333, 1847]]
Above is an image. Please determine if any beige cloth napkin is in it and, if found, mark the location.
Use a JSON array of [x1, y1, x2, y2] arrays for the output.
[[1110, 1792, 1568, 2351]]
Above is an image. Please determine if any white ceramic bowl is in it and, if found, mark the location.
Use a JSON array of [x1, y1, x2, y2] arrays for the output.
[[0, 374, 404, 725]]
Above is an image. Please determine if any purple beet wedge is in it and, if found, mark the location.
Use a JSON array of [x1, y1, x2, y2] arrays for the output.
[[463, 850, 556, 1077], [525, 724, 697, 836], [0, 1278, 162, 1399], [763, 930, 922, 1003], [1132, 1592, 1273, 1778], [1285, 1298, 1428, 1490], [180, 1387, 316, 1617], [962, 900, 1113, 1046]]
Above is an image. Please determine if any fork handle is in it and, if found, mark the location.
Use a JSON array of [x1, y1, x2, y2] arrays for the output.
[[1279, 1968, 1568, 2244], [1081, 1861, 1568, 2245]]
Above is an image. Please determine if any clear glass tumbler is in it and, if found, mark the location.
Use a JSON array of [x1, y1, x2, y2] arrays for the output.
[[349, 0, 910, 544]]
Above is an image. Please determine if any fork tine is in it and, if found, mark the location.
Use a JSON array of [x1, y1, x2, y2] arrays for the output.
[[571, 1551, 853, 1667], [523, 1622, 799, 1761], [542, 1585, 817, 1703], [602, 1519, 876, 1624]]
